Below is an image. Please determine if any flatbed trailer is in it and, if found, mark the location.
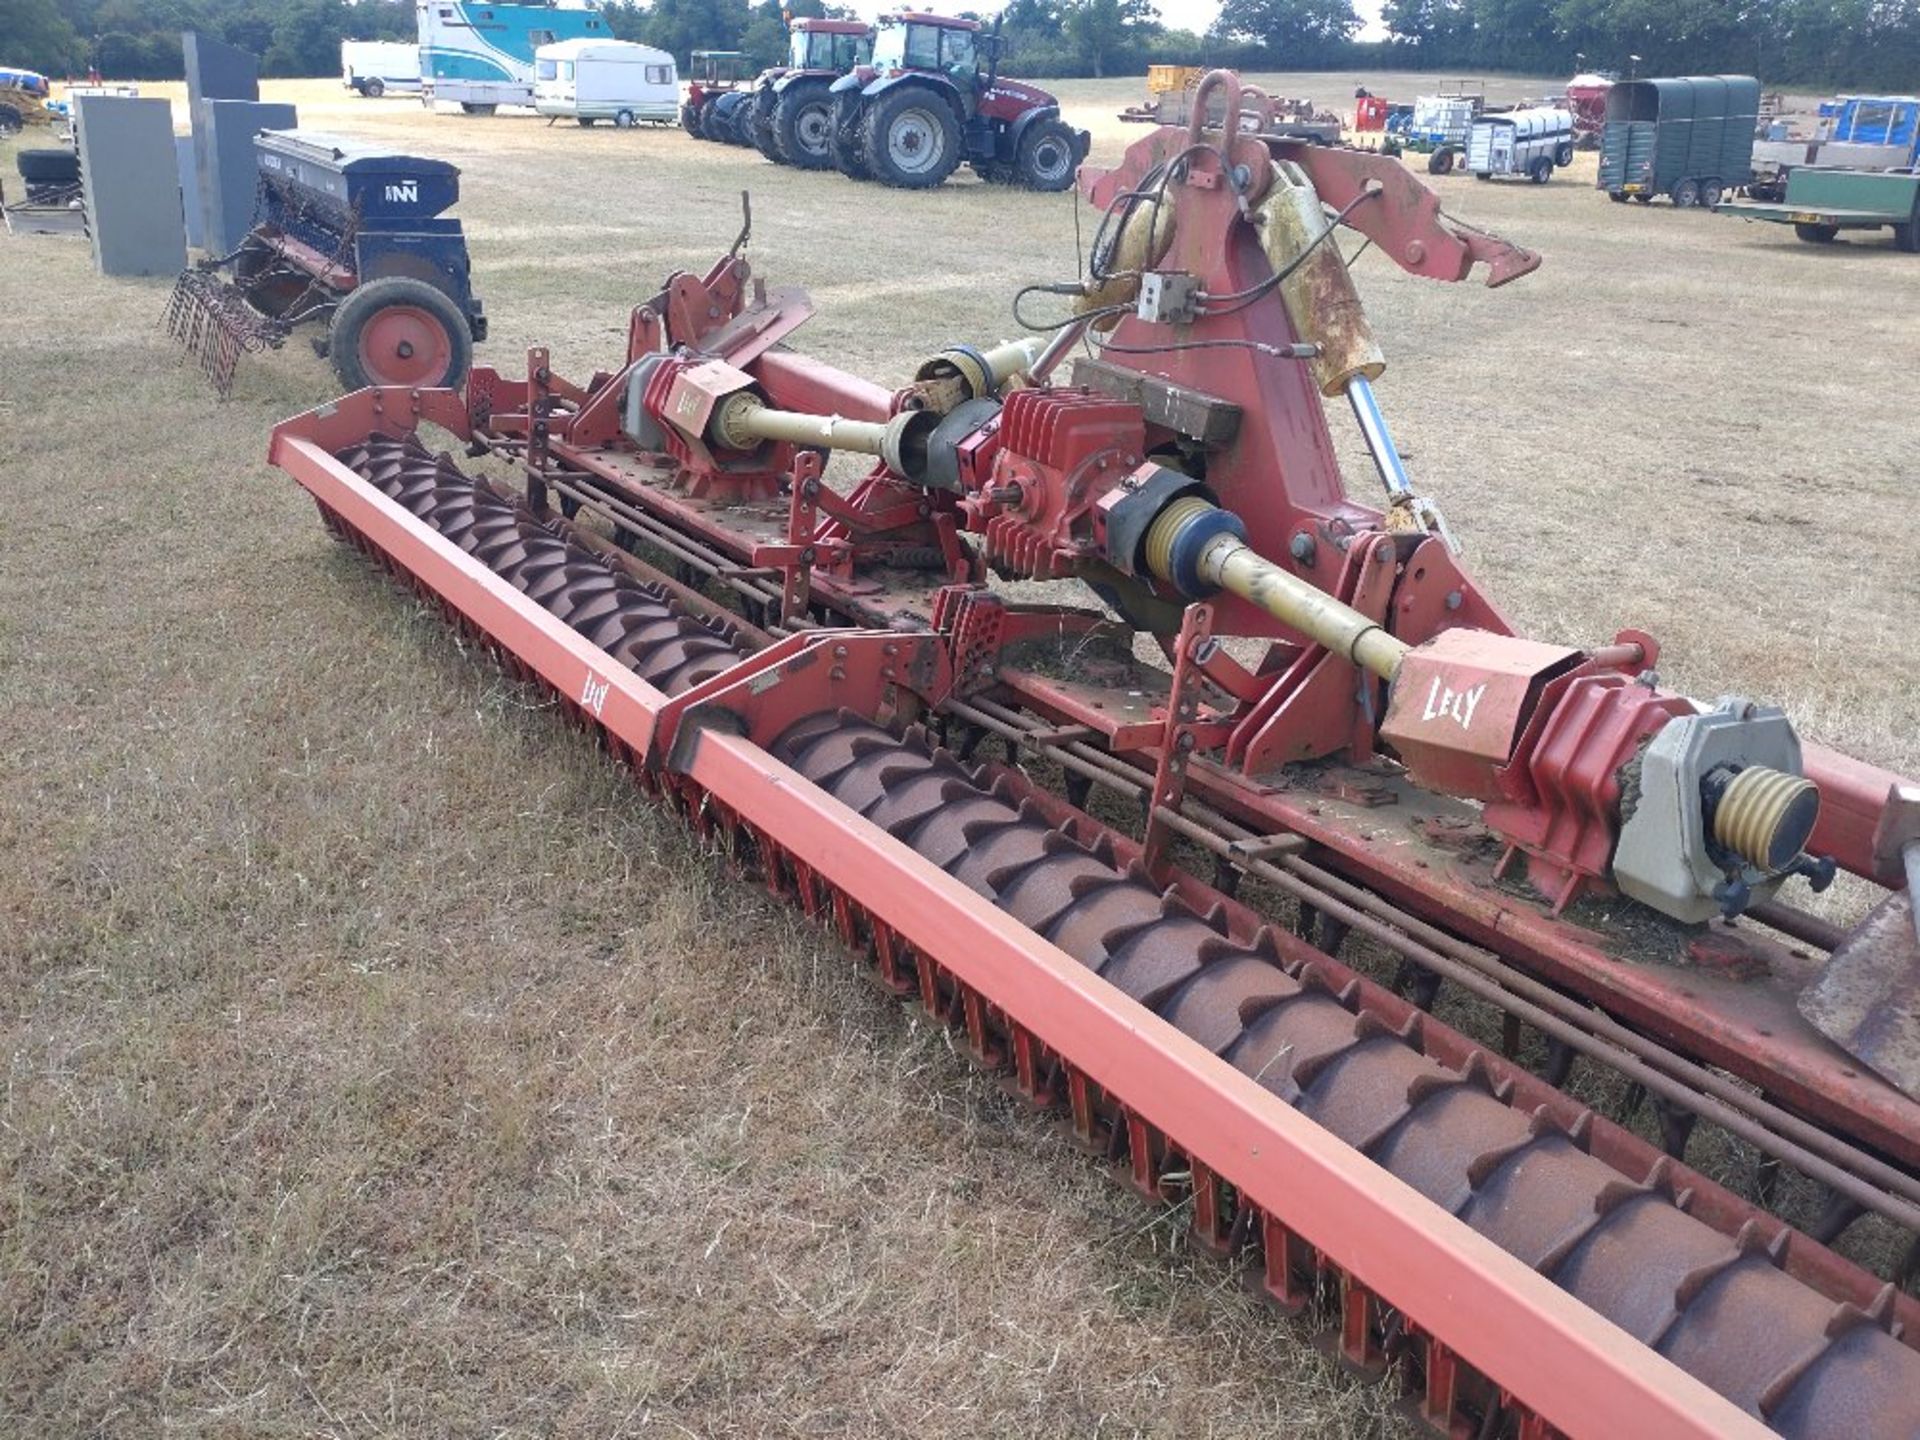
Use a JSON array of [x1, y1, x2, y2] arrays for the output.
[[1721, 165, 1920, 248]]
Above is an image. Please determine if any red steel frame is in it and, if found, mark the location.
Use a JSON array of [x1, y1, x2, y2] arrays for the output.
[[270, 396, 1776, 1440]]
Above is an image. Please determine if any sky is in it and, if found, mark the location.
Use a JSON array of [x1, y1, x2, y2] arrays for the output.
[[845, 1, 1392, 42]]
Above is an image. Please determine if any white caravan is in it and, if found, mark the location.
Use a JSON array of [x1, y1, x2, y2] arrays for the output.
[[533, 39, 678, 127]]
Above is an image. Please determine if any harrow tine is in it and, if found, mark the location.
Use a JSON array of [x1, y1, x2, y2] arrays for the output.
[[162, 267, 287, 399]]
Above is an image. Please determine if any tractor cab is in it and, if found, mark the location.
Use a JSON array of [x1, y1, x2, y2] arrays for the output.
[[790, 19, 872, 74], [870, 13, 987, 107]]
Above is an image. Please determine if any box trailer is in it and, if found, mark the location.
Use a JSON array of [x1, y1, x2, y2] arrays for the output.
[[533, 39, 676, 127], [418, 0, 606, 114], [1599, 75, 1759, 208], [341, 41, 422, 98], [1720, 166, 1920, 250], [1466, 107, 1576, 183]]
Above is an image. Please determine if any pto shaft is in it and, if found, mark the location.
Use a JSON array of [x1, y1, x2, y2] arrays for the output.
[[1142, 497, 1409, 679]]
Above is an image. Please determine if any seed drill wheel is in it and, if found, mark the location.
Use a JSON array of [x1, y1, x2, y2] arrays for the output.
[[863, 89, 961, 188], [328, 277, 473, 392], [775, 84, 836, 169], [1016, 119, 1079, 191]]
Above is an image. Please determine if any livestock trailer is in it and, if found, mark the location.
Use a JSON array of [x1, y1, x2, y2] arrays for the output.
[[1599, 75, 1759, 208], [417, 0, 606, 113], [1720, 166, 1920, 250], [533, 39, 676, 127], [1466, 107, 1576, 182]]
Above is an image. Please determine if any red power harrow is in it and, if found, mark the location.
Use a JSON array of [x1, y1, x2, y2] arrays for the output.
[[269, 72, 1920, 1439]]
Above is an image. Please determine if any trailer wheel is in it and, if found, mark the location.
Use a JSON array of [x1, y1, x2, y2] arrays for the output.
[[864, 88, 962, 188], [1554, 142, 1574, 167], [460, 102, 497, 116], [1793, 222, 1839, 244], [1528, 156, 1552, 184], [1671, 178, 1701, 208], [365, 78, 386, 99], [614, 109, 636, 129], [773, 82, 836, 169], [329, 277, 473, 392], [1699, 179, 1724, 208], [1607, 189, 1628, 203], [1895, 220, 1919, 252], [1426, 147, 1455, 176]]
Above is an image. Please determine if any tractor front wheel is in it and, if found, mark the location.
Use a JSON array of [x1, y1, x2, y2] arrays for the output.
[[833, 101, 873, 180], [1426, 147, 1455, 175], [328, 277, 473, 392], [680, 102, 704, 138], [774, 84, 836, 169], [1015, 118, 1079, 191], [863, 89, 961, 189]]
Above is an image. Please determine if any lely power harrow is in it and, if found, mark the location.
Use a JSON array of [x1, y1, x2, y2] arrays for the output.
[[268, 73, 1920, 1438]]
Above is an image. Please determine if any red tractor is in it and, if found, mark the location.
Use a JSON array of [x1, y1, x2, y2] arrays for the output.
[[744, 18, 874, 168], [827, 12, 1088, 190], [681, 50, 754, 142]]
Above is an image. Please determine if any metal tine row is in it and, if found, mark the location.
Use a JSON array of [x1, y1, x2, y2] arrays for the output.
[[776, 710, 1919, 1435], [315, 444, 1920, 1439]]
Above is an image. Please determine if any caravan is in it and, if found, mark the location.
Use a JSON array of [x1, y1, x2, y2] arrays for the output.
[[533, 40, 677, 127], [417, 0, 606, 113]]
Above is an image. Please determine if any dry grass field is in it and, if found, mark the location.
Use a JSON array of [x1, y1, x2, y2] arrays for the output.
[[2, 72, 1917, 1438]]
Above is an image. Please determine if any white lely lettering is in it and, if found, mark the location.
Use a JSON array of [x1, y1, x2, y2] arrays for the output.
[[1420, 676, 1489, 731], [580, 670, 610, 718]]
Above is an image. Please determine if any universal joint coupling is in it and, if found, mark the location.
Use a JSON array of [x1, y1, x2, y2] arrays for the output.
[[709, 392, 937, 480], [1142, 496, 1409, 681]]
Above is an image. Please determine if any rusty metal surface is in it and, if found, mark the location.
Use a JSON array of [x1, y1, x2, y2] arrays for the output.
[[1801, 890, 1920, 1102]]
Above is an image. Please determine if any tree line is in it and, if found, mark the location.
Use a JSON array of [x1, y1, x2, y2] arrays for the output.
[[7, 0, 1917, 93]]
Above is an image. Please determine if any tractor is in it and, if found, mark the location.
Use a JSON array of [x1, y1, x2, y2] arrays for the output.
[[743, 18, 873, 168], [827, 12, 1088, 190], [681, 50, 753, 142]]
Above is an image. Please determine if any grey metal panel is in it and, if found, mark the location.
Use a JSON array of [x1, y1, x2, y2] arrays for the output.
[[176, 135, 204, 248], [73, 94, 186, 277], [198, 99, 298, 257], [183, 31, 258, 106]]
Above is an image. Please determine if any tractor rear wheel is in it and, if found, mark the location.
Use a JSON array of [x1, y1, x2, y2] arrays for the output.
[[863, 88, 961, 189], [328, 277, 473, 393], [1015, 118, 1078, 191], [774, 82, 836, 169], [709, 92, 751, 145]]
